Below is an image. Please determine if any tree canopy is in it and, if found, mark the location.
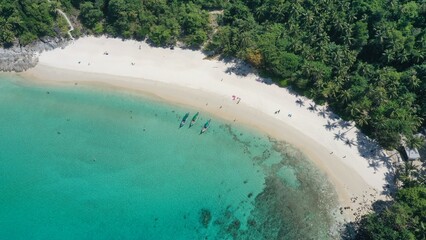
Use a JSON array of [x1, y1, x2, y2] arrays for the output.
[[355, 182, 426, 239], [0, 0, 59, 46]]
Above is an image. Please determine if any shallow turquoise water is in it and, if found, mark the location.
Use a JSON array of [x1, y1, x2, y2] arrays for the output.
[[0, 75, 339, 239]]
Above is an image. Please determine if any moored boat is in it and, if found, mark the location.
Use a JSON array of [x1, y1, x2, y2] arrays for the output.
[[189, 112, 199, 127], [200, 119, 211, 134], [180, 112, 190, 128]]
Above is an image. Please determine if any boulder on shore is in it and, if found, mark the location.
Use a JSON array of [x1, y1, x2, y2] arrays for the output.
[[0, 38, 67, 72]]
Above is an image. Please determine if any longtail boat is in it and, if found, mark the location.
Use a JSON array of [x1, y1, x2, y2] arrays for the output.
[[200, 119, 211, 134], [180, 112, 190, 128], [189, 112, 199, 127]]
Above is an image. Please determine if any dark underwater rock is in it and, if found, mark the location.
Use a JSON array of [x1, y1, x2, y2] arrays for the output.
[[200, 208, 212, 228]]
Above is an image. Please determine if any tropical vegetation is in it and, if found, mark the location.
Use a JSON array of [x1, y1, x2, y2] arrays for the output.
[[355, 170, 425, 240]]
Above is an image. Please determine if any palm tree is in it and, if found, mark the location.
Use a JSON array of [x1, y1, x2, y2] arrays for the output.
[[408, 115, 423, 133], [239, 32, 252, 50], [304, 10, 314, 24], [412, 50, 424, 63], [415, 222, 426, 240], [343, 29, 354, 45], [383, 49, 396, 63], [356, 112, 370, 127], [405, 135, 425, 150], [322, 81, 341, 99], [341, 89, 352, 103], [289, 2, 302, 19], [403, 160, 416, 178], [408, 74, 420, 89], [347, 102, 360, 117]]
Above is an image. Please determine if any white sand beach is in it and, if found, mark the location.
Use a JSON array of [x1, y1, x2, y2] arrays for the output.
[[21, 36, 394, 220]]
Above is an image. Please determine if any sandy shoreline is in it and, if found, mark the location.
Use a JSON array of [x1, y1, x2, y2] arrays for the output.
[[18, 36, 393, 221]]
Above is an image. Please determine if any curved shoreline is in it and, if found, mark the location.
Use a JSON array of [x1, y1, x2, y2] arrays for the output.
[[18, 36, 393, 221]]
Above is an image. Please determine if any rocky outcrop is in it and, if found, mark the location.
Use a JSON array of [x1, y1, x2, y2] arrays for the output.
[[0, 38, 67, 72]]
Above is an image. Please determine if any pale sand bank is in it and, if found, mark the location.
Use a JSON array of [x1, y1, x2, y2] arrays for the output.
[[21, 36, 394, 220]]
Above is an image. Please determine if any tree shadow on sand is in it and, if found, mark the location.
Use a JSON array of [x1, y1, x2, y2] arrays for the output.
[[324, 120, 338, 131], [295, 98, 305, 107], [307, 103, 318, 112], [334, 131, 346, 141], [344, 138, 357, 148], [286, 86, 302, 97], [328, 112, 340, 121], [354, 131, 397, 200], [318, 108, 328, 118], [338, 120, 352, 129], [223, 59, 254, 77], [340, 162, 396, 239], [221, 59, 275, 85]]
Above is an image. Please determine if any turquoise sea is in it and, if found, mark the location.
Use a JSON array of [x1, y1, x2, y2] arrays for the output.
[[0, 75, 339, 239]]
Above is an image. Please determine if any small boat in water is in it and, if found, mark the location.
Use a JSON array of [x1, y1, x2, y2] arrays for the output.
[[200, 119, 211, 134], [189, 112, 199, 127], [180, 112, 190, 128]]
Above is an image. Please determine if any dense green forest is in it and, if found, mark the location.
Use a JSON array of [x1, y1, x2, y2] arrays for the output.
[[209, 0, 426, 151], [59, 0, 216, 46], [1, 0, 425, 238], [0, 0, 72, 46]]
